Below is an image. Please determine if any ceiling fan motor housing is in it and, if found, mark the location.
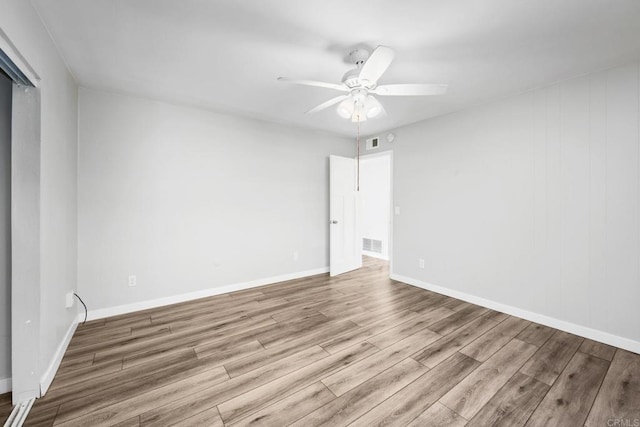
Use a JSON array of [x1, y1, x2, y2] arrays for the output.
[[342, 68, 363, 88], [343, 49, 373, 89]]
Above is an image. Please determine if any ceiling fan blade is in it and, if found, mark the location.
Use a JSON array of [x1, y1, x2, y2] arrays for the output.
[[358, 46, 395, 85], [306, 95, 351, 114], [277, 77, 348, 92], [373, 83, 448, 96]]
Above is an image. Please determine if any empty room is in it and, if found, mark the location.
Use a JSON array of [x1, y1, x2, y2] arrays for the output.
[[1, 0, 640, 426]]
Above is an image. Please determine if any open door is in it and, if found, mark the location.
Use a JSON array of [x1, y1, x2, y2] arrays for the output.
[[329, 155, 361, 276]]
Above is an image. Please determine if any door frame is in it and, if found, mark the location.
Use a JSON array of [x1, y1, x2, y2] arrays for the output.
[[358, 150, 393, 274]]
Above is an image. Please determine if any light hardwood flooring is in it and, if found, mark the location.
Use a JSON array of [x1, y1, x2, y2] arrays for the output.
[[25, 257, 640, 426]]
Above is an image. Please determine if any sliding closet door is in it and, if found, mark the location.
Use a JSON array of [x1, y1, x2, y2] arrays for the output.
[[0, 72, 11, 396], [11, 84, 41, 403]]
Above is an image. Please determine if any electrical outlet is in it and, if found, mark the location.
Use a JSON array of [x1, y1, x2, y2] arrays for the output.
[[293, 251, 299, 262], [395, 206, 401, 215], [128, 275, 137, 287], [419, 258, 425, 269], [65, 292, 74, 308]]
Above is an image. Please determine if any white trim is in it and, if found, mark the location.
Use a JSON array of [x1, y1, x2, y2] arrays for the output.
[[0, 377, 11, 394], [0, 27, 40, 86], [362, 250, 389, 261], [391, 273, 640, 355], [86, 267, 330, 321], [4, 396, 35, 427], [359, 150, 392, 160], [39, 315, 79, 396]]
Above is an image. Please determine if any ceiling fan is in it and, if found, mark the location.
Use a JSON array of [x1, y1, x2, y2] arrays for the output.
[[278, 45, 447, 122]]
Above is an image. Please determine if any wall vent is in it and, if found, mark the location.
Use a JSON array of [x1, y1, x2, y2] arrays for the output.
[[365, 137, 379, 150], [363, 238, 382, 253]]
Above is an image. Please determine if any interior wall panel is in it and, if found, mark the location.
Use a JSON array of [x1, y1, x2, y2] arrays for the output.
[[392, 61, 640, 347]]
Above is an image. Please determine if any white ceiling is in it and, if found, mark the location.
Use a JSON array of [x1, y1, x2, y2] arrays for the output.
[[33, 0, 640, 137]]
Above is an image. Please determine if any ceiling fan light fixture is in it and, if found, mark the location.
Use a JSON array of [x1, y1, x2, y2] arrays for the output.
[[365, 96, 383, 118], [337, 98, 354, 119], [351, 101, 367, 122]]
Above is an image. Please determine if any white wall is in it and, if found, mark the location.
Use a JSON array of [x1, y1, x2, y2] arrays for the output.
[[392, 61, 640, 350], [78, 88, 352, 312], [360, 154, 391, 259], [0, 0, 78, 393], [0, 74, 11, 388]]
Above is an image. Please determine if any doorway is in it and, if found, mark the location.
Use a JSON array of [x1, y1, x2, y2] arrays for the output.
[[329, 151, 392, 277], [359, 151, 392, 267]]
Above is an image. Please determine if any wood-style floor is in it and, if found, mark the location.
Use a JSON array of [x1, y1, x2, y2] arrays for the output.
[[25, 257, 640, 426], [1, 392, 12, 424]]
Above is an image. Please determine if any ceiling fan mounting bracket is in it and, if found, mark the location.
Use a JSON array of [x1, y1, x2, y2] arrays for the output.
[[349, 49, 369, 66]]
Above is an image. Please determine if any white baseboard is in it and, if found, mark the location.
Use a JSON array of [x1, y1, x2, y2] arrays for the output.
[[0, 377, 11, 394], [391, 273, 640, 355], [86, 267, 330, 321], [362, 251, 389, 261], [39, 315, 79, 396]]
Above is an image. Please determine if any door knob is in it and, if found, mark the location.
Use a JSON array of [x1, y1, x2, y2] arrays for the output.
[[330, 220, 338, 224]]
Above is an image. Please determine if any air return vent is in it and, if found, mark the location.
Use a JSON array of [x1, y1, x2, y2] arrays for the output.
[[363, 238, 382, 253], [366, 137, 379, 150]]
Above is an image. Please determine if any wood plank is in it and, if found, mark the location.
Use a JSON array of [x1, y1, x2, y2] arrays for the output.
[[112, 417, 140, 427], [0, 393, 12, 426], [319, 309, 419, 354], [427, 305, 489, 336], [349, 352, 480, 427], [56, 354, 95, 375], [585, 349, 640, 427], [579, 338, 616, 361], [406, 402, 467, 427], [217, 342, 379, 423], [53, 363, 229, 424], [260, 319, 357, 349], [49, 358, 123, 391], [137, 345, 333, 426], [322, 328, 440, 396], [42, 348, 195, 407], [290, 358, 428, 426], [526, 351, 609, 426], [516, 322, 555, 347], [25, 404, 60, 427], [366, 307, 452, 349], [412, 315, 499, 368], [440, 338, 538, 419], [520, 330, 583, 385], [229, 382, 335, 426], [483, 310, 510, 323], [167, 408, 223, 427], [460, 316, 530, 362], [466, 372, 549, 427], [93, 316, 278, 365], [53, 366, 229, 426], [193, 340, 265, 367]]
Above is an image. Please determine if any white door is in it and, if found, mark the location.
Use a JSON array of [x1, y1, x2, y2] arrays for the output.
[[330, 155, 361, 276]]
